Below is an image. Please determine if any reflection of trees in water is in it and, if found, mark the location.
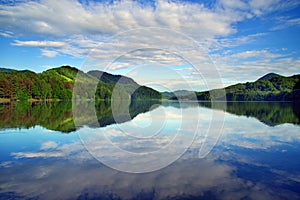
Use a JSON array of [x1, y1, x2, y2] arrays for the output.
[[0, 101, 299, 133], [0, 100, 161, 133], [0, 101, 75, 132], [197, 101, 300, 126], [89, 100, 160, 128], [293, 102, 300, 122], [161, 100, 300, 126]]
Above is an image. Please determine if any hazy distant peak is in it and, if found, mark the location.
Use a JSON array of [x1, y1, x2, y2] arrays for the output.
[[0, 68, 36, 74], [0, 68, 17, 73]]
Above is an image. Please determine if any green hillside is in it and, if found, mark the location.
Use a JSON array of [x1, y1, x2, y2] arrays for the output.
[[0, 66, 161, 102], [88, 70, 161, 101], [169, 73, 300, 101], [0, 66, 81, 100], [223, 73, 300, 101]]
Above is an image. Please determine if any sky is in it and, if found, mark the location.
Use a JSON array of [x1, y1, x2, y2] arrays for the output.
[[0, 0, 300, 91]]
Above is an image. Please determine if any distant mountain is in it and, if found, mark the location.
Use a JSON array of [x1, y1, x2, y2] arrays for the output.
[[162, 90, 194, 99], [257, 73, 282, 81], [0, 66, 161, 102], [2, 67, 299, 102], [88, 70, 137, 85], [0, 68, 19, 74], [87, 70, 161, 101], [0, 68, 38, 75], [168, 73, 300, 101]]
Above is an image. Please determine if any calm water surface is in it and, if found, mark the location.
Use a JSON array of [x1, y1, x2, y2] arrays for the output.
[[0, 101, 300, 200]]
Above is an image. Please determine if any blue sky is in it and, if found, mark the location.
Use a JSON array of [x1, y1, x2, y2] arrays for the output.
[[0, 0, 300, 91]]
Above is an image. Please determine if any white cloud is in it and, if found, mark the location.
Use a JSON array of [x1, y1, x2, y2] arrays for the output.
[[12, 40, 66, 48], [218, 0, 248, 10], [0, 161, 12, 167], [0, 31, 13, 38], [0, 0, 236, 37], [213, 33, 267, 50], [271, 17, 300, 30], [225, 49, 283, 61], [41, 65, 55, 69], [41, 49, 59, 58], [0, 0, 298, 88], [40, 141, 58, 150], [3, 0, 289, 44], [11, 151, 64, 158], [248, 0, 280, 15], [210, 49, 300, 83]]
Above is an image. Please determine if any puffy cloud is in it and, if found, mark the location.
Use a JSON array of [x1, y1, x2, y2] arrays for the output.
[[210, 49, 300, 84], [0, 0, 299, 89], [0, 0, 293, 42], [0, 0, 237, 37]]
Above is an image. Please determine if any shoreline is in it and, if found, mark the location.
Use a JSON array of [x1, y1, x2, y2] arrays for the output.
[[0, 98, 65, 103], [1, 98, 298, 104]]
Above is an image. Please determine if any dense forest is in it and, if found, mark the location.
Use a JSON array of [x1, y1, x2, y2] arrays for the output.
[[0, 66, 76, 100], [166, 73, 300, 101], [0, 66, 161, 102]]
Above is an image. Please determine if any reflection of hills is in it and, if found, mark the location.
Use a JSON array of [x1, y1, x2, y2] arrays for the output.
[[161, 101, 300, 126], [1, 101, 298, 132], [0, 100, 160, 133], [161, 100, 199, 109], [87, 100, 160, 128], [0, 101, 76, 132], [198, 101, 300, 126]]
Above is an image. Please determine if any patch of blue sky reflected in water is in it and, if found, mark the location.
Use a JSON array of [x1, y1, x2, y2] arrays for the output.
[[0, 106, 300, 199]]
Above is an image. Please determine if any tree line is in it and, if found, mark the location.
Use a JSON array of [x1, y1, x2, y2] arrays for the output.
[[0, 66, 161, 101]]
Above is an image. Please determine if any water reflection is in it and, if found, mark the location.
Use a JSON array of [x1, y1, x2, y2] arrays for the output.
[[0, 101, 76, 132], [0, 101, 299, 133], [0, 101, 300, 199], [0, 100, 160, 132], [162, 100, 300, 126], [198, 101, 300, 126]]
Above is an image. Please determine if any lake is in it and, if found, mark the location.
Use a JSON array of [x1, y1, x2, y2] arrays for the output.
[[0, 101, 300, 199]]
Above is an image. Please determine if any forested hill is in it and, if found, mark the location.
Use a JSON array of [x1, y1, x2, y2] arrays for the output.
[[0, 66, 161, 101], [1, 67, 299, 102], [168, 73, 300, 101]]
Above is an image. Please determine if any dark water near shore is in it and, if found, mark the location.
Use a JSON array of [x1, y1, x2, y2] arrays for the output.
[[0, 101, 300, 199]]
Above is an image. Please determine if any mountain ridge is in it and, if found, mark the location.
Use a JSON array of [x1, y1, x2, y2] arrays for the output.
[[87, 70, 138, 85], [167, 73, 300, 101], [0, 65, 161, 102], [1, 67, 299, 102], [257, 72, 282, 81]]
